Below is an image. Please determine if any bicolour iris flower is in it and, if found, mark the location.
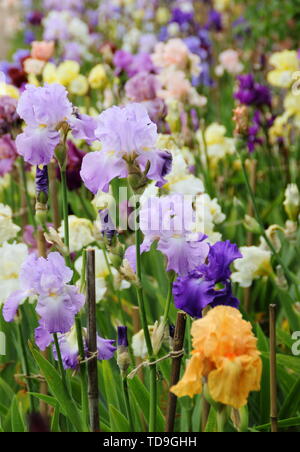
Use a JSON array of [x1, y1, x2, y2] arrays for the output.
[[125, 194, 209, 276], [15, 83, 97, 165], [173, 240, 242, 317], [3, 252, 84, 334], [171, 306, 262, 409], [80, 103, 172, 193], [35, 324, 116, 368]]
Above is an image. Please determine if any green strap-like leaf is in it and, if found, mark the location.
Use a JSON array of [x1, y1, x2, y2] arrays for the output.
[[30, 345, 88, 432], [11, 396, 26, 433]]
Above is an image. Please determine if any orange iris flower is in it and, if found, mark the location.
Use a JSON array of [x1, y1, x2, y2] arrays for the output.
[[171, 306, 262, 409]]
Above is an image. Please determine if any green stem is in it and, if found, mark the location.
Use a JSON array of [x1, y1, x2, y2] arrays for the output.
[[53, 333, 68, 392], [122, 377, 134, 431], [238, 151, 300, 298], [135, 225, 157, 432], [216, 406, 227, 432], [101, 244, 115, 289], [80, 249, 87, 293], [75, 315, 89, 429], [200, 125, 215, 198], [77, 189, 95, 221], [60, 169, 71, 267], [162, 272, 176, 325], [20, 158, 37, 229], [17, 315, 35, 412]]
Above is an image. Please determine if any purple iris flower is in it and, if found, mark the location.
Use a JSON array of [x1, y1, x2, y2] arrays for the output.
[[117, 326, 128, 347], [173, 240, 242, 318], [0, 96, 19, 134], [24, 30, 36, 44], [63, 42, 82, 63], [0, 134, 17, 176], [36, 165, 49, 197], [26, 11, 44, 26], [125, 194, 209, 276], [171, 8, 194, 26], [13, 49, 30, 65], [247, 110, 273, 152], [235, 74, 271, 108], [3, 252, 84, 334], [113, 51, 155, 77], [125, 72, 166, 123], [205, 9, 223, 32], [15, 84, 97, 165], [125, 72, 159, 102], [80, 103, 172, 194]]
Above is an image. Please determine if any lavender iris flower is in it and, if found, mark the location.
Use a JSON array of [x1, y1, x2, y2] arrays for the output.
[[3, 252, 84, 334], [125, 194, 209, 276], [113, 51, 155, 77], [80, 103, 172, 194], [173, 240, 242, 318], [15, 84, 97, 165], [35, 324, 116, 367], [125, 72, 166, 123]]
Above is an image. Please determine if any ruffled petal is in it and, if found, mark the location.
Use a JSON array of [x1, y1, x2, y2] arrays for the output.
[[35, 324, 53, 351], [208, 355, 262, 409], [80, 151, 127, 194], [69, 113, 98, 144], [15, 126, 60, 165], [36, 286, 84, 334], [97, 336, 116, 360], [124, 238, 153, 272], [136, 149, 172, 187], [199, 240, 242, 282], [2, 290, 28, 322], [171, 353, 203, 398], [157, 235, 209, 276], [173, 275, 215, 318]]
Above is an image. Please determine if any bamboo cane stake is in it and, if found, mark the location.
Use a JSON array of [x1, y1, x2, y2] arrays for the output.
[[269, 304, 278, 432], [86, 249, 100, 432], [165, 311, 186, 432]]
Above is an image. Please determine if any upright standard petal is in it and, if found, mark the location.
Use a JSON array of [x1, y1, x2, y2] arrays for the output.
[[199, 240, 242, 282]]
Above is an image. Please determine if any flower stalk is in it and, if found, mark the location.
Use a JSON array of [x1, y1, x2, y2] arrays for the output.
[[86, 249, 100, 432], [237, 144, 300, 298], [135, 221, 157, 432]]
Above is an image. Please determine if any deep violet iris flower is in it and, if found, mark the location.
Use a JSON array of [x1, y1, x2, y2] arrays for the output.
[[173, 240, 242, 317]]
